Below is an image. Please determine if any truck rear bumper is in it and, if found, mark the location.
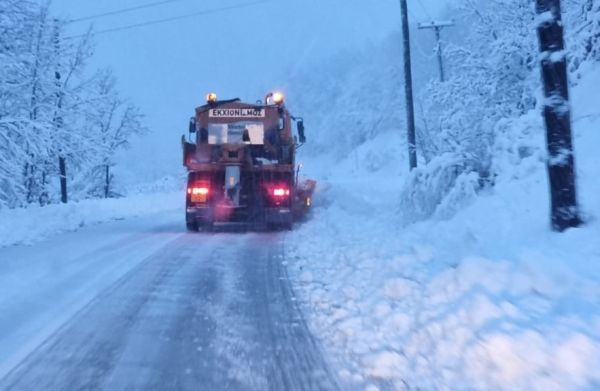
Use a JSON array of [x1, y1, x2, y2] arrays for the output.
[[187, 206, 292, 225], [186, 206, 212, 223]]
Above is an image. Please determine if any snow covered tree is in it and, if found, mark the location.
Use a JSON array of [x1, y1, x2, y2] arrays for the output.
[[399, 0, 598, 224], [287, 38, 406, 160], [47, 21, 94, 204], [82, 71, 147, 198], [399, 0, 540, 222], [565, 0, 600, 76], [0, 1, 54, 207], [419, 0, 538, 167], [0, 2, 147, 208]]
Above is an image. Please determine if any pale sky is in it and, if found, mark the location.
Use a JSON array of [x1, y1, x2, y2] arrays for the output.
[[49, 0, 446, 182]]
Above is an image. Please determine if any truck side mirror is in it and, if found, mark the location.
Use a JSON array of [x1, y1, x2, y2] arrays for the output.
[[189, 117, 196, 133], [297, 119, 306, 143]]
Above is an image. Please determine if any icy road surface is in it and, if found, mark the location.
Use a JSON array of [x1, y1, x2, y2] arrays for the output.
[[0, 211, 339, 391]]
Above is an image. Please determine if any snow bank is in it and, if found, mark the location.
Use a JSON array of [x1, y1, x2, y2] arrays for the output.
[[0, 177, 183, 248], [287, 67, 600, 390]]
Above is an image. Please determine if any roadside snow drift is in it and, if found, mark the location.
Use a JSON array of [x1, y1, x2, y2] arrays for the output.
[[0, 179, 182, 248], [287, 67, 600, 390]]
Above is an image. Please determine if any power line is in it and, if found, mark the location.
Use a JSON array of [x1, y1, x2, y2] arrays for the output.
[[66, 0, 186, 24], [404, 4, 436, 60], [64, 0, 272, 39], [414, 0, 433, 20], [407, 7, 418, 21]]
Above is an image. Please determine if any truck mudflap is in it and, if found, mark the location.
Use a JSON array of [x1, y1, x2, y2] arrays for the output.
[[293, 179, 316, 220], [264, 207, 293, 228], [186, 206, 213, 232]]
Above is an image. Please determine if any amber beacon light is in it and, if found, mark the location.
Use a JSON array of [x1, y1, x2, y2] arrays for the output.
[[272, 92, 285, 105], [206, 92, 218, 104]]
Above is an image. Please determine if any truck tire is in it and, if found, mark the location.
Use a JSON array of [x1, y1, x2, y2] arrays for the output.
[[202, 221, 214, 233], [186, 221, 199, 232]]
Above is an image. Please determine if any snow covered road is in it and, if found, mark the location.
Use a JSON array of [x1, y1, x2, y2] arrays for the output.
[[0, 211, 339, 391]]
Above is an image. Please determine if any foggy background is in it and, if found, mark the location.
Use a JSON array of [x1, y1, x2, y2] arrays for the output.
[[49, 0, 445, 183]]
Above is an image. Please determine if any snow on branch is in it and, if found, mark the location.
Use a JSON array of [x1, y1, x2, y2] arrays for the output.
[[0, 2, 147, 208]]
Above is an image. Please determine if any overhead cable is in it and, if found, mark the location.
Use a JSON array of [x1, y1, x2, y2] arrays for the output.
[[66, 0, 186, 24], [414, 0, 433, 20], [64, 0, 272, 39]]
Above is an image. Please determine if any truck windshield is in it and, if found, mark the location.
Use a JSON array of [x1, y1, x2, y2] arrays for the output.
[[207, 121, 264, 145]]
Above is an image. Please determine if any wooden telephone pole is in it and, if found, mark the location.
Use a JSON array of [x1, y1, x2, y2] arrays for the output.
[[53, 19, 68, 204], [418, 20, 454, 82], [535, 0, 581, 231], [399, 0, 417, 170]]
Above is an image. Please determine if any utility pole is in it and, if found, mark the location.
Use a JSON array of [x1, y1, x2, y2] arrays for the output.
[[418, 20, 454, 82], [53, 19, 67, 204], [399, 0, 417, 170], [535, 0, 581, 231]]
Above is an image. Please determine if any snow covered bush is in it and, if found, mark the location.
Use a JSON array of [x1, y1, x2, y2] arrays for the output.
[[491, 110, 546, 183], [398, 153, 480, 223]]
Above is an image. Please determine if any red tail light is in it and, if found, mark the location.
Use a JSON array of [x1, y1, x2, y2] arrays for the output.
[[188, 187, 209, 195], [188, 183, 210, 203], [266, 185, 290, 207], [272, 188, 290, 197]]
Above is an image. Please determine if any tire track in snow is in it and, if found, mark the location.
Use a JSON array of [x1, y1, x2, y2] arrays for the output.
[[0, 232, 340, 391]]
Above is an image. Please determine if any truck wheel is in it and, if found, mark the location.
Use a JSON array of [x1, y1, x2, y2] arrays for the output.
[[201, 221, 214, 233], [186, 221, 199, 232]]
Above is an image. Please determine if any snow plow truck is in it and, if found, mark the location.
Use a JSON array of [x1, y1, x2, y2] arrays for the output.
[[182, 92, 315, 231]]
